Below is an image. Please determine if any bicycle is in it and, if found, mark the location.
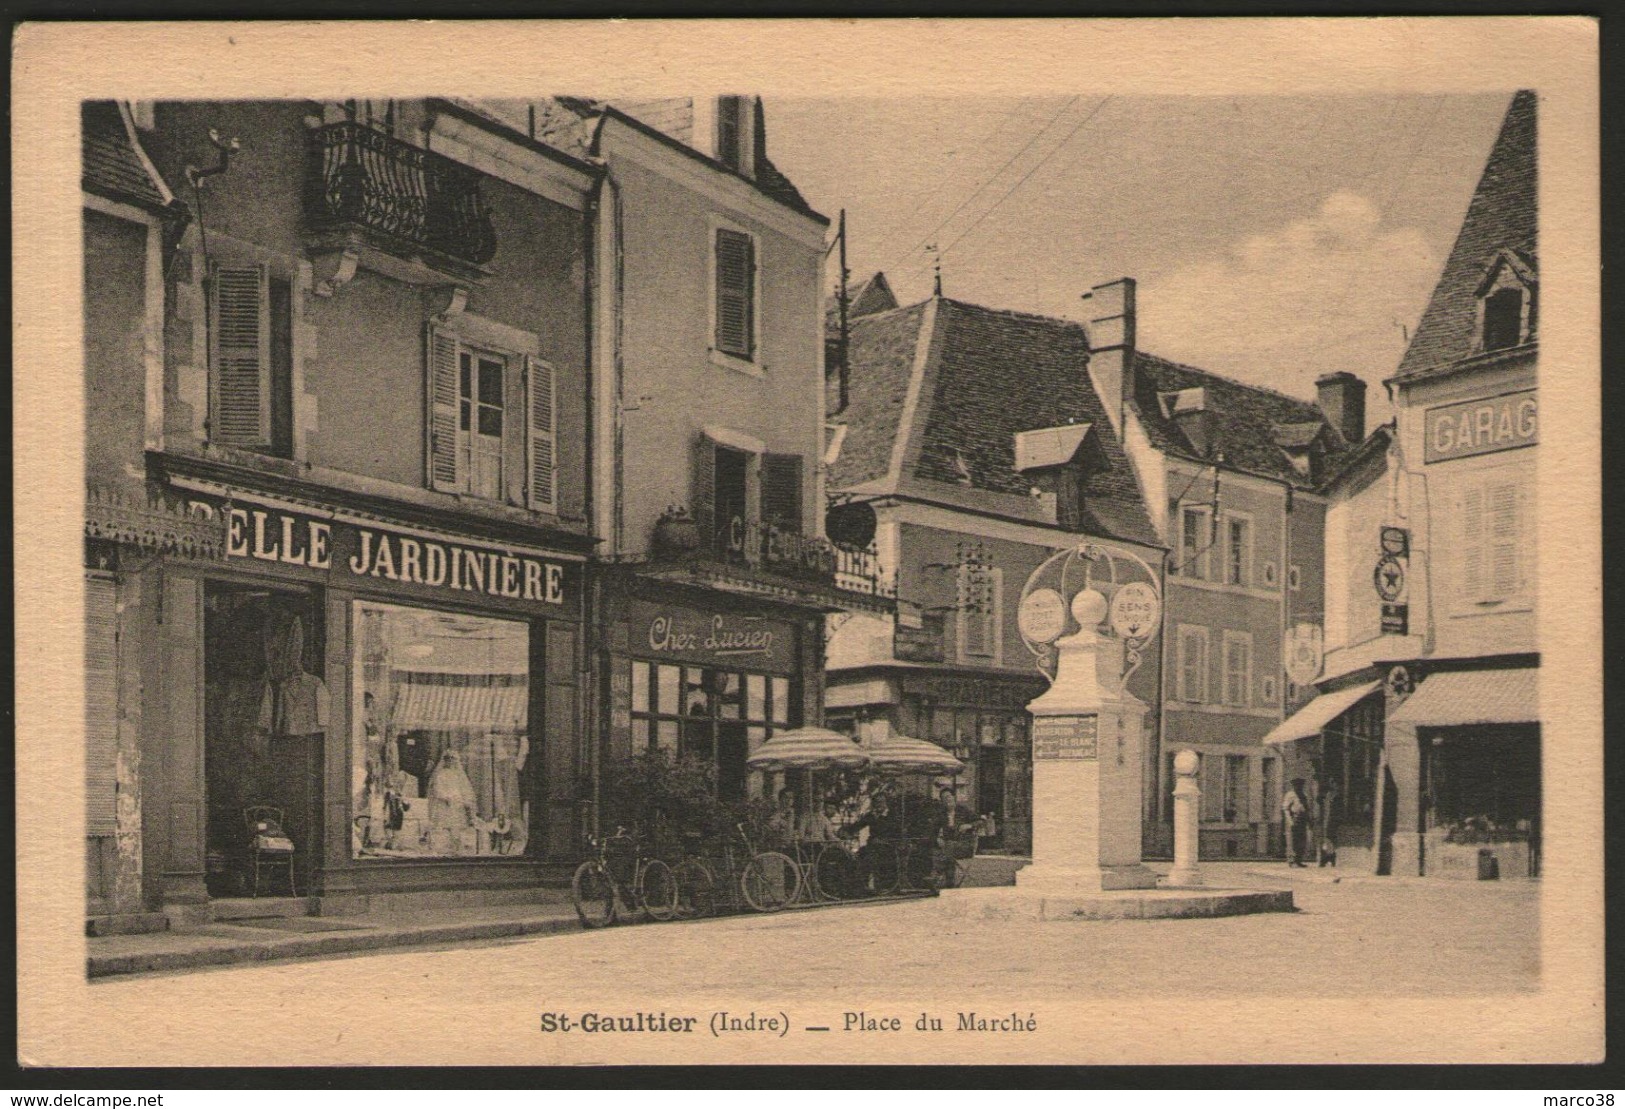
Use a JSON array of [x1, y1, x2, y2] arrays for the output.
[[736, 822, 803, 913], [571, 826, 678, 928]]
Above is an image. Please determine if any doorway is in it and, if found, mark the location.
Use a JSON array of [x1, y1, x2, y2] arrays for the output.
[[202, 582, 324, 899], [977, 747, 1005, 849]]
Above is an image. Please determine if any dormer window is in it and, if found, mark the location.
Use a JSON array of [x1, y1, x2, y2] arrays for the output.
[[1013, 423, 1107, 531], [1475, 248, 1537, 353]]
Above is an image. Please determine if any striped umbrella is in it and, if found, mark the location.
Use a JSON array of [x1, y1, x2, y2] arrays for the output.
[[865, 731, 966, 776], [745, 726, 870, 772]]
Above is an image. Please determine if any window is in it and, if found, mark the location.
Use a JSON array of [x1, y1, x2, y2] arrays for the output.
[[1225, 517, 1250, 586], [1222, 631, 1252, 708], [351, 601, 533, 859], [1177, 625, 1209, 702], [1287, 564, 1302, 591], [1482, 287, 1525, 352], [691, 433, 806, 559], [208, 263, 294, 456], [714, 227, 757, 361], [1261, 560, 1279, 588], [1222, 755, 1248, 823], [1461, 475, 1526, 604], [958, 561, 1002, 661], [629, 660, 796, 802], [1175, 504, 1212, 579], [1261, 757, 1281, 825], [427, 325, 555, 510], [1261, 675, 1278, 705]]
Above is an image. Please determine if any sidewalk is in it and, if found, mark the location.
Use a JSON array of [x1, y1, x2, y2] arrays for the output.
[[88, 900, 584, 979]]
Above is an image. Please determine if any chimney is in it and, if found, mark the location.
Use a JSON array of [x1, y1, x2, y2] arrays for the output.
[[1315, 372, 1367, 444], [1085, 277, 1136, 436], [710, 95, 758, 178]]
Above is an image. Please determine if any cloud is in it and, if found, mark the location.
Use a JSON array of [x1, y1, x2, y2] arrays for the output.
[[1138, 192, 1439, 402]]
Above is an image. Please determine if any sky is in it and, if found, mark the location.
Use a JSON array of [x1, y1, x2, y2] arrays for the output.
[[764, 92, 1514, 421]]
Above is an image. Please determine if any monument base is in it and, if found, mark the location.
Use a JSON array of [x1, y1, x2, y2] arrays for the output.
[[937, 885, 1295, 922], [1016, 862, 1161, 893]]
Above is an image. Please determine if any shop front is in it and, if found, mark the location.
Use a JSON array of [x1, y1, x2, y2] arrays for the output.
[[145, 480, 589, 918], [599, 582, 813, 805], [828, 671, 1041, 855]]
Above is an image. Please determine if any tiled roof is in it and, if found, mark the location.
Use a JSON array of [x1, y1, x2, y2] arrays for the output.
[[1320, 422, 1394, 493], [1128, 351, 1345, 490], [850, 272, 898, 318], [828, 301, 931, 489], [830, 296, 1159, 547], [82, 101, 169, 212], [1393, 90, 1537, 382]]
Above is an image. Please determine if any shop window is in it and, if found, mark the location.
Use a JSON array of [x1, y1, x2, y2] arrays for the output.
[[1176, 625, 1209, 702], [351, 600, 532, 860], [1222, 631, 1252, 708], [208, 263, 294, 457], [426, 325, 555, 510], [628, 659, 797, 803]]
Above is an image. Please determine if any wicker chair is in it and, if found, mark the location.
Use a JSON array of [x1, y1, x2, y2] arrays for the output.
[[244, 805, 298, 898]]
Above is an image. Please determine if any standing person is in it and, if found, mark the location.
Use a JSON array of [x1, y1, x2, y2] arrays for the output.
[[1282, 779, 1309, 867], [1317, 781, 1340, 867]]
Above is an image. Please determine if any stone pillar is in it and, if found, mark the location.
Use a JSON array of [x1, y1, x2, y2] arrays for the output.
[[1167, 750, 1203, 887], [1385, 721, 1424, 877], [1016, 588, 1158, 893]]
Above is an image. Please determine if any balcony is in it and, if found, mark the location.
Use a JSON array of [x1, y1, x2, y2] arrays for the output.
[[643, 506, 895, 615], [304, 122, 496, 285]]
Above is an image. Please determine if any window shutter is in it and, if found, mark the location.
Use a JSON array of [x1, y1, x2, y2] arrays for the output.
[[209, 263, 271, 446], [1461, 483, 1486, 602], [1200, 755, 1224, 822], [691, 431, 716, 534], [426, 324, 460, 492], [526, 356, 557, 512], [761, 453, 803, 532], [85, 573, 118, 838], [715, 229, 755, 359], [1489, 480, 1520, 598]]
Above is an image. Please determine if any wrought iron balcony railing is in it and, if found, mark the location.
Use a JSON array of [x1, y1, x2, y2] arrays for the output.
[[305, 122, 497, 269]]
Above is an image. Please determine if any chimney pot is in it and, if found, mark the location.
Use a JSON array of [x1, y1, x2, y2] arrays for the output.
[[1315, 371, 1366, 445]]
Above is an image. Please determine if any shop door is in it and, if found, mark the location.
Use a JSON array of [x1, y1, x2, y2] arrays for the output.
[[977, 747, 1005, 849], [717, 723, 748, 803], [203, 582, 325, 899]]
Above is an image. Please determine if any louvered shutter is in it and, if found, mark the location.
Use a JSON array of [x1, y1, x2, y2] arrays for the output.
[[692, 431, 716, 539], [761, 453, 802, 532], [714, 229, 755, 359], [526, 356, 557, 512], [1489, 480, 1520, 598], [426, 324, 460, 492], [86, 573, 118, 838], [1461, 483, 1486, 602], [209, 264, 271, 446]]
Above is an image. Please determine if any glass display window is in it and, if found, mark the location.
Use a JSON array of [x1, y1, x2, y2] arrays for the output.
[[628, 659, 798, 801], [351, 600, 533, 859]]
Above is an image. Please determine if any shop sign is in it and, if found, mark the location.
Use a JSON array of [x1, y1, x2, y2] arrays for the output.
[[902, 675, 1041, 710], [1381, 526, 1410, 557], [1381, 603, 1409, 636], [629, 599, 796, 672], [1284, 623, 1323, 685], [1373, 555, 1407, 604], [1424, 390, 1537, 464], [195, 497, 574, 609], [1032, 715, 1098, 760]]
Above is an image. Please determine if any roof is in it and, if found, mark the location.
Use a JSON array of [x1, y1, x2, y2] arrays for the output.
[[830, 296, 1160, 547], [82, 100, 170, 212], [1013, 424, 1094, 472], [850, 272, 899, 318], [1387, 667, 1538, 727], [1128, 351, 1347, 490], [1393, 91, 1537, 383], [1319, 422, 1395, 493]]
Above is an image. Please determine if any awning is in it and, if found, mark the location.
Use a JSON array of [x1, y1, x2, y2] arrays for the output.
[[390, 678, 527, 730], [1388, 668, 1538, 728], [1261, 679, 1382, 746]]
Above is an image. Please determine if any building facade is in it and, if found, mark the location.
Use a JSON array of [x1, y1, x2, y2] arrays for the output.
[[824, 285, 1164, 855], [1273, 90, 1540, 878], [1085, 279, 1352, 860], [84, 98, 599, 929]]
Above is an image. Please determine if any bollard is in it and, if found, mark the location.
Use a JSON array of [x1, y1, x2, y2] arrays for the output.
[[1167, 749, 1203, 887]]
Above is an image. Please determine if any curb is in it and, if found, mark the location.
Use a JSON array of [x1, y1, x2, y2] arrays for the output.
[[88, 914, 583, 979]]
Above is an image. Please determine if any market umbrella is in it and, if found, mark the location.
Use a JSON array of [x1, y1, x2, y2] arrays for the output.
[[745, 726, 871, 772], [864, 731, 966, 776]]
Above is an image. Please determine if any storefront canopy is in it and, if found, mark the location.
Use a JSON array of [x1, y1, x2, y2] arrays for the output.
[[745, 727, 870, 772], [1262, 679, 1383, 746], [1388, 668, 1538, 728]]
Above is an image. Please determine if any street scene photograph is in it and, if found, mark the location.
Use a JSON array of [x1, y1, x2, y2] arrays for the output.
[[15, 17, 1601, 1074]]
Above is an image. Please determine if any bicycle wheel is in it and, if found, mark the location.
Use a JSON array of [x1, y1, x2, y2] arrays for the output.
[[638, 858, 679, 922], [571, 860, 616, 928], [740, 851, 802, 912], [673, 858, 718, 919], [812, 843, 857, 901]]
